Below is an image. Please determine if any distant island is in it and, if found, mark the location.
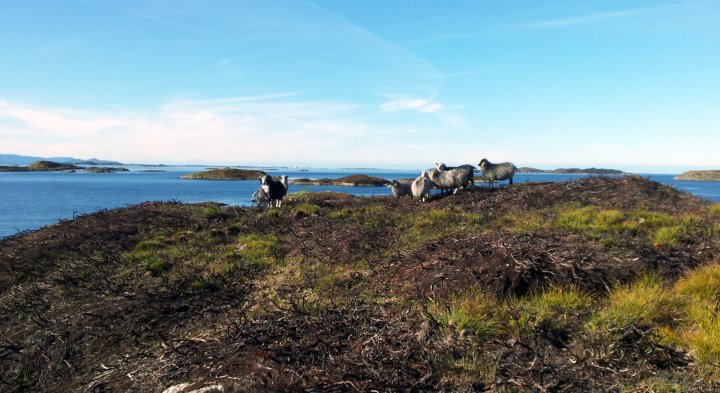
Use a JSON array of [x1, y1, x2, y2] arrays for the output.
[[0, 160, 83, 172], [291, 174, 390, 187], [517, 167, 624, 175], [181, 167, 267, 180], [85, 167, 130, 173], [674, 170, 720, 181]]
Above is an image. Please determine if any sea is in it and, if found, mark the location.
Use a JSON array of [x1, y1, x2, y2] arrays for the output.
[[1, 166, 719, 239]]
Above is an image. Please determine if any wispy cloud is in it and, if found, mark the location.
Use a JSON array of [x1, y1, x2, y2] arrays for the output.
[[379, 97, 467, 129], [380, 98, 444, 113], [0, 96, 458, 167], [517, 9, 643, 29]]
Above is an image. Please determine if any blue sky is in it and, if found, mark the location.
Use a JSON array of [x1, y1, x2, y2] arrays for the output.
[[1, 1, 719, 172]]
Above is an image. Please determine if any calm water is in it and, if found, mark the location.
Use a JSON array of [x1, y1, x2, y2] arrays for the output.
[[1, 167, 719, 239]]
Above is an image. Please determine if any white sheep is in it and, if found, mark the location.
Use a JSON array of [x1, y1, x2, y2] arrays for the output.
[[411, 171, 433, 202], [477, 158, 517, 188], [387, 180, 412, 198]]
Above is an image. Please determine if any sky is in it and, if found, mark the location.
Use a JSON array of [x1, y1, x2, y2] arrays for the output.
[[1, 1, 719, 172]]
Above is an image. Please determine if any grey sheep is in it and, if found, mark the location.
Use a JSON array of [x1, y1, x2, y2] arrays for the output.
[[427, 166, 473, 195], [436, 162, 476, 187], [478, 158, 517, 188], [411, 171, 433, 202], [251, 187, 269, 207], [387, 180, 412, 198]]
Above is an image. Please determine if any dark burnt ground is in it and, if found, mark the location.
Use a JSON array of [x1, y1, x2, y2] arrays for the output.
[[1, 176, 719, 392]]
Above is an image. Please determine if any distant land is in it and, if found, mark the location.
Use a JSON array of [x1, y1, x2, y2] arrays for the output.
[[517, 167, 625, 175], [674, 170, 720, 181], [0, 161, 133, 173], [291, 174, 390, 186], [0, 160, 83, 172], [181, 167, 267, 180], [0, 153, 122, 166]]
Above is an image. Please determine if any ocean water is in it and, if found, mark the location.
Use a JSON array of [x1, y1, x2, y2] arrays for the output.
[[1, 167, 718, 239]]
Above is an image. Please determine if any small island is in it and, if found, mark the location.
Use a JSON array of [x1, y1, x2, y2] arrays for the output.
[[0, 160, 83, 172], [84, 167, 130, 173], [291, 174, 390, 187], [674, 170, 720, 181], [181, 167, 267, 180], [517, 167, 624, 175]]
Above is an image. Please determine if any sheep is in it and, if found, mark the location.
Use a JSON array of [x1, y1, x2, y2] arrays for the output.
[[427, 166, 473, 195], [251, 186, 269, 207], [260, 175, 289, 208], [477, 158, 517, 188], [387, 180, 412, 198], [436, 162, 476, 188], [411, 171, 433, 202]]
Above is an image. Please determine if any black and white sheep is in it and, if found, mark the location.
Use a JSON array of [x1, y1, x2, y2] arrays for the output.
[[260, 175, 289, 208], [411, 171, 433, 202], [427, 166, 473, 195], [387, 180, 412, 198], [477, 158, 517, 188]]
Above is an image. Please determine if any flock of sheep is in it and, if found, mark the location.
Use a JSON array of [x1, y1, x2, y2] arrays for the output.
[[252, 158, 517, 207], [389, 158, 517, 202]]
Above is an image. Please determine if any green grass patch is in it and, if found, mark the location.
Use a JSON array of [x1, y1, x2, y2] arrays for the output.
[[672, 263, 720, 379], [496, 211, 545, 235], [236, 233, 282, 267], [710, 203, 720, 216], [555, 205, 626, 233], [427, 288, 508, 342], [587, 275, 682, 345], [291, 202, 321, 216], [652, 226, 682, 248], [512, 287, 590, 338], [403, 207, 484, 248], [197, 205, 229, 220]]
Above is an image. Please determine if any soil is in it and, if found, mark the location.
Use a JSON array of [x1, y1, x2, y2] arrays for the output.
[[1, 176, 718, 392]]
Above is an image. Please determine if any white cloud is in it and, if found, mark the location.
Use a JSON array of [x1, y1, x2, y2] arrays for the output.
[[518, 9, 643, 29], [0, 96, 467, 168], [380, 98, 444, 113]]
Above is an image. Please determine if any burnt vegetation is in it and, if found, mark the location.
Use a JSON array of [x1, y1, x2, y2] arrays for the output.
[[1, 176, 720, 392]]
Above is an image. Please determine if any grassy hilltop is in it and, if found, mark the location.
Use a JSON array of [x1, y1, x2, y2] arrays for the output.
[[1, 176, 720, 392], [675, 170, 720, 181]]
